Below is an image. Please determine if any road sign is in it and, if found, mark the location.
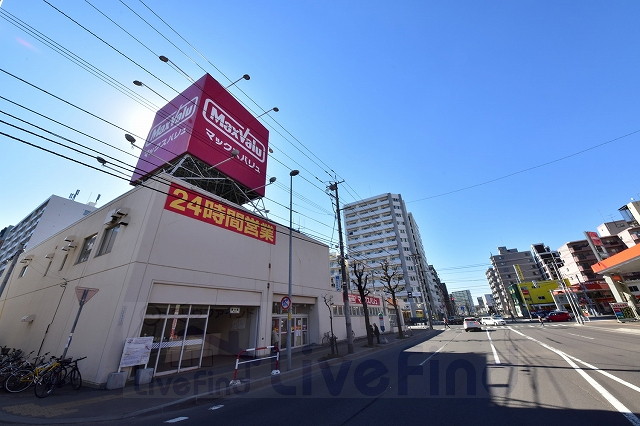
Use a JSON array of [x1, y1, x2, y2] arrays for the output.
[[281, 296, 291, 310]]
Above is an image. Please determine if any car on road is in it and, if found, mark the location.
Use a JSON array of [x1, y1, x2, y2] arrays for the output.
[[545, 311, 572, 322], [484, 315, 506, 325], [448, 317, 464, 325], [463, 317, 482, 332], [530, 311, 548, 319], [480, 316, 507, 326]]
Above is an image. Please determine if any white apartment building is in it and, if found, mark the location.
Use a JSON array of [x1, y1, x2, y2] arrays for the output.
[[0, 195, 96, 279], [342, 193, 440, 321]]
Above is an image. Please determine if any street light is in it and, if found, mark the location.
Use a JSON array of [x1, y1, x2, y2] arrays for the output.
[[257, 107, 279, 118], [287, 169, 299, 370]]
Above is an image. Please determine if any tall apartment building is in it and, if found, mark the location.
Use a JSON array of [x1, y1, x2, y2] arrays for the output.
[[343, 193, 440, 320], [0, 195, 96, 279], [558, 234, 627, 285], [425, 264, 447, 318], [450, 290, 474, 316], [598, 221, 640, 249], [618, 200, 640, 226], [531, 243, 562, 281], [487, 247, 541, 316]]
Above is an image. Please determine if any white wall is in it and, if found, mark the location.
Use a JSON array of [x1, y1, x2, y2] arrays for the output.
[[0, 175, 330, 385]]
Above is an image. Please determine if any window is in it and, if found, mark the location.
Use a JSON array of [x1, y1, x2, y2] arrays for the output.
[[18, 265, 28, 278], [629, 285, 639, 292], [44, 260, 52, 276], [97, 224, 121, 257], [59, 253, 68, 271], [77, 234, 97, 264]]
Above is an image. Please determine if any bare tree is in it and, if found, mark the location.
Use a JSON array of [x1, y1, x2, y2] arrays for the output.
[[351, 260, 373, 346], [378, 259, 405, 339]]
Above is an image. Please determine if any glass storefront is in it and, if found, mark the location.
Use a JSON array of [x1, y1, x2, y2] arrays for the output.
[[271, 303, 310, 349], [141, 303, 256, 375]]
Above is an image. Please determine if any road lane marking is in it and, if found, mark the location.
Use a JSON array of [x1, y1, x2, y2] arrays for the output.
[[209, 404, 224, 410], [509, 327, 640, 425], [165, 417, 189, 423], [565, 353, 640, 394], [486, 330, 501, 364], [419, 335, 456, 366], [567, 332, 595, 340], [557, 352, 640, 426]]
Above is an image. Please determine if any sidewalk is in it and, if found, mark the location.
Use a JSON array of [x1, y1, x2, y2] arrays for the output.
[[0, 330, 433, 424]]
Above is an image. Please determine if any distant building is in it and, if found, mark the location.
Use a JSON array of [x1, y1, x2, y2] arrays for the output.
[[618, 200, 640, 226], [530, 243, 562, 281], [343, 193, 441, 321], [487, 247, 541, 316], [0, 195, 96, 280], [481, 293, 495, 312], [597, 221, 640, 249], [450, 290, 474, 316]]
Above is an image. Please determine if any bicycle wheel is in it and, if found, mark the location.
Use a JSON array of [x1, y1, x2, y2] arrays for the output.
[[69, 367, 82, 390], [5, 369, 32, 393], [55, 366, 68, 388], [34, 372, 57, 398]]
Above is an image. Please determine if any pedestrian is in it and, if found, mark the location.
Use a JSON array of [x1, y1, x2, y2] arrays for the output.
[[538, 315, 544, 327], [443, 317, 451, 329], [373, 323, 381, 343]]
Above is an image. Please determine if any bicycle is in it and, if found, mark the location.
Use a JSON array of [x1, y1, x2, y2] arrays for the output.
[[5, 355, 58, 394], [34, 356, 85, 398]]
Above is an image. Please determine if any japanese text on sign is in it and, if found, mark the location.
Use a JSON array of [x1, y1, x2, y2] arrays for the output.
[[348, 294, 381, 306], [165, 183, 276, 244]]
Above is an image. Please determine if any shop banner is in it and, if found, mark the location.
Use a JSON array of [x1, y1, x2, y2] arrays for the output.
[[609, 302, 638, 323]]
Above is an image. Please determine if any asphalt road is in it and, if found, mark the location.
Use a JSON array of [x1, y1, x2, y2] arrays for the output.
[[125, 322, 640, 425]]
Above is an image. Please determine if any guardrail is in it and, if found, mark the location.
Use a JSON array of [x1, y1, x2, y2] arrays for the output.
[[229, 345, 280, 386]]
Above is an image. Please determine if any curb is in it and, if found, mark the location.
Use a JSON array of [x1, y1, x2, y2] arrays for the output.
[[0, 331, 432, 424]]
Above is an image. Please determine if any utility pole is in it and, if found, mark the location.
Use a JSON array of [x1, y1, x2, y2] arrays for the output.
[[328, 181, 354, 354], [550, 259, 584, 325]]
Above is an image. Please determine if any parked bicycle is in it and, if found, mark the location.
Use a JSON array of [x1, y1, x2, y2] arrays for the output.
[[5, 355, 60, 394], [34, 356, 86, 398]]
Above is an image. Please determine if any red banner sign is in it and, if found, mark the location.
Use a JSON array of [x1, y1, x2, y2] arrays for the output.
[[132, 74, 269, 197], [348, 294, 381, 306], [164, 183, 276, 244]]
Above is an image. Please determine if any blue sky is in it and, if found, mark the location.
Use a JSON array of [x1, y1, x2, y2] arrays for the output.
[[1, 1, 639, 301]]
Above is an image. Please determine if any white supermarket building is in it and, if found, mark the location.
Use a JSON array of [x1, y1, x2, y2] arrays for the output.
[[0, 175, 382, 386]]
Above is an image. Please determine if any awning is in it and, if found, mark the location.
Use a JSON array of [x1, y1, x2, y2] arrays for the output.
[[591, 244, 640, 275]]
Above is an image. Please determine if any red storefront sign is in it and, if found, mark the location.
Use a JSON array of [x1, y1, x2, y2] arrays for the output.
[[348, 294, 381, 306], [165, 182, 275, 244], [132, 74, 269, 196]]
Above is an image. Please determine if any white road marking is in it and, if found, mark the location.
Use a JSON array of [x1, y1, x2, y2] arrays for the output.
[[557, 352, 640, 426], [209, 404, 224, 410], [165, 417, 189, 423], [419, 336, 456, 366], [509, 327, 640, 425], [486, 330, 501, 364], [566, 332, 595, 340]]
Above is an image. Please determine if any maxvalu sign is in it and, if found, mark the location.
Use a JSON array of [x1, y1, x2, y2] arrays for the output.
[[132, 74, 270, 197]]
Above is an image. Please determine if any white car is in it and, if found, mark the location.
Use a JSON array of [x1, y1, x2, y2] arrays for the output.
[[463, 317, 482, 332], [482, 315, 506, 326]]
